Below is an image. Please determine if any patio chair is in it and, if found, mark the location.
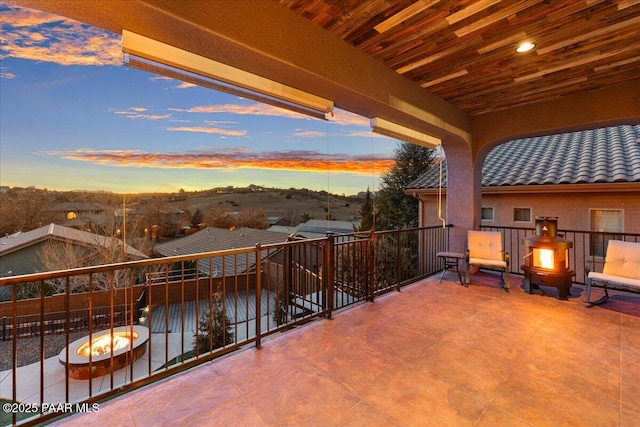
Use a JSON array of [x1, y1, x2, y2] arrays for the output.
[[465, 230, 511, 291]]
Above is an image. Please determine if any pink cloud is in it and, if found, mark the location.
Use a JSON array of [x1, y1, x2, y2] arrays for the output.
[[166, 126, 247, 136], [1, 5, 121, 66]]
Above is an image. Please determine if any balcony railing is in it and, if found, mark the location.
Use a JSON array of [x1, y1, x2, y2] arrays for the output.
[[482, 225, 640, 284], [0, 226, 449, 426]]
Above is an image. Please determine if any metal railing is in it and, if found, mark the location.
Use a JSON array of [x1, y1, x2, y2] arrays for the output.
[[0, 225, 450, 426], [481, 225, 640, 284]]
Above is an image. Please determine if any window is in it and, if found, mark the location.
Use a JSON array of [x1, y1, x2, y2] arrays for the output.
[[590, 209, 623, 257], [513, 208, 531, 222], [481, 207, 494, 221]]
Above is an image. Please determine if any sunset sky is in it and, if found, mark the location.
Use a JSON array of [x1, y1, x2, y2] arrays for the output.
[[0, 3, 400, 195]]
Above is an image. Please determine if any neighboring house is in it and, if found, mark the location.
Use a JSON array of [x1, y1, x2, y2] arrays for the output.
[[406, 125, 640, 237], [293, 219, 361, 239], [266, 216, 288, 226], [48, 202, 109, 231], [0, 223, 148, 278], [154, 227, 292, 278]]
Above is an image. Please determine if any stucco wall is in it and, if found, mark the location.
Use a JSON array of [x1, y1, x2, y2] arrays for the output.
[[419, 192, 640, 233]]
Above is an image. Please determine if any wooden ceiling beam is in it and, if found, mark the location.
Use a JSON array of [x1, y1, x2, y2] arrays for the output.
[[421, 69, 469, 88], [454, 0, 543, 38], [514, 47, 633, 82], [476, 31, 528, 54], [374, 0, 440, 33], [619, 0, 640, 10], [397, 36, 483, 74], [594, 55, 640, 71], [545, 0, 607, 22], [445, 0, 501, 25], [536, 15, 640, 55]]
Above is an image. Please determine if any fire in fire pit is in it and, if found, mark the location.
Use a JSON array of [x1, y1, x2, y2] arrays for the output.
[[76, 331, 134, 357], [522, 216, 575, 299], [59, 325, 149, 380]]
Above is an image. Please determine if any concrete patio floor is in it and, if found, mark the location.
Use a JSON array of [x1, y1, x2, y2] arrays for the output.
[[49, 272, 640, 426]]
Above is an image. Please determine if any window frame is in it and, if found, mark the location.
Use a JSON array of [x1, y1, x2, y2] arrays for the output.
[[513, 207, 531, 223], [589, 209, 624, 258], [481, 206, 494, 221]]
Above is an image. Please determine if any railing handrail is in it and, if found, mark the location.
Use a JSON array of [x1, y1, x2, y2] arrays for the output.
[[482, 224, 640, 238], [0, 236, 332, 286]]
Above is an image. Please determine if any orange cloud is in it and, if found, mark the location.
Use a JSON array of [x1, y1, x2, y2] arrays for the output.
[[1, 5, 121, 66], [40, 148, 394, 175]]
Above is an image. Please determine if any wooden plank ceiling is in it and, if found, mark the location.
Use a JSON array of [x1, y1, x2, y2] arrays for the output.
[[276, 0, 640, 116]]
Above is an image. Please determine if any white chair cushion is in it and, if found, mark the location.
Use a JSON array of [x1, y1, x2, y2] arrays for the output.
[[588, 271, 640, 291], [602, 240, 640, 280], [467, 231, 503, 261], [469, 258, 506, 268]]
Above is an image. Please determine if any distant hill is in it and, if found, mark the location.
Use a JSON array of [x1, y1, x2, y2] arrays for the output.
[[171, 187, 363, 225], [0, 186, 364, 235]]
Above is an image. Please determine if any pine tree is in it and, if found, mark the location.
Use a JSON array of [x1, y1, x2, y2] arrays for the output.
[[376, 142, 435, 229], [358, 187, 374, 231], [194, 292, 234, 354], [190, 208, 204, 228]]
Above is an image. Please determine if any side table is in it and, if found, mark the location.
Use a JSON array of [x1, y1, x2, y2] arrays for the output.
[[436, 252, 465, 286]]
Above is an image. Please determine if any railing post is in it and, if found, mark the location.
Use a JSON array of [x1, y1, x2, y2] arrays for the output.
[[368, 231, 375, 302], [396, 229, 402, 291], [255, 244, 262, 349], [325, 233, 334, 319]]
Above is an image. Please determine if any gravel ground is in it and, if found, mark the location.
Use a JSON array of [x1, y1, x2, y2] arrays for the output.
[[0, 332, 88, 371]]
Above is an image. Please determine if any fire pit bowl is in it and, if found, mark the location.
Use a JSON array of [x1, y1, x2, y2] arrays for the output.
[[59, 325, 149, 380]]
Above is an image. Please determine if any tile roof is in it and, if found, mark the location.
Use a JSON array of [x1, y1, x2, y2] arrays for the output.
[[0, 223, 147, 259], [406, 125, 640, 190], [154, 227, 292, 277]]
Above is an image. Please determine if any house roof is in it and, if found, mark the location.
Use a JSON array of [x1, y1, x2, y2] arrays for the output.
[[0, 223, 148, 259], [407, 125, 640, 190], [154, 227, 292, 277], [295, 220, 359, 238], [155, 227, 292, 256]]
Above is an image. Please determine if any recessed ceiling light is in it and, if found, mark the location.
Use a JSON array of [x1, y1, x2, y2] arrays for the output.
[[516, 42, 536, 53]]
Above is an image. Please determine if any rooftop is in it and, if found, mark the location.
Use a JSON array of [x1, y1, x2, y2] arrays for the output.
[[154, 226, 292, 277], [0, 223, 147, 259], [50, 273, 640, 426], [407, 125, 640, 190]]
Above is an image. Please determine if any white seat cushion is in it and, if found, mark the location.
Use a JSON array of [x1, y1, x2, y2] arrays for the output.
[[588, 272, 640, 290], [469, 258, 506, 268]]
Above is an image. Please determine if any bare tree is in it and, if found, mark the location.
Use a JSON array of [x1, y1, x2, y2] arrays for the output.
[[35, 219, 155, 296], [237, 208, 268, 229], [204, 207, 268, 230], [0, 189, 56, 236], [204, 207, 237, 229]]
